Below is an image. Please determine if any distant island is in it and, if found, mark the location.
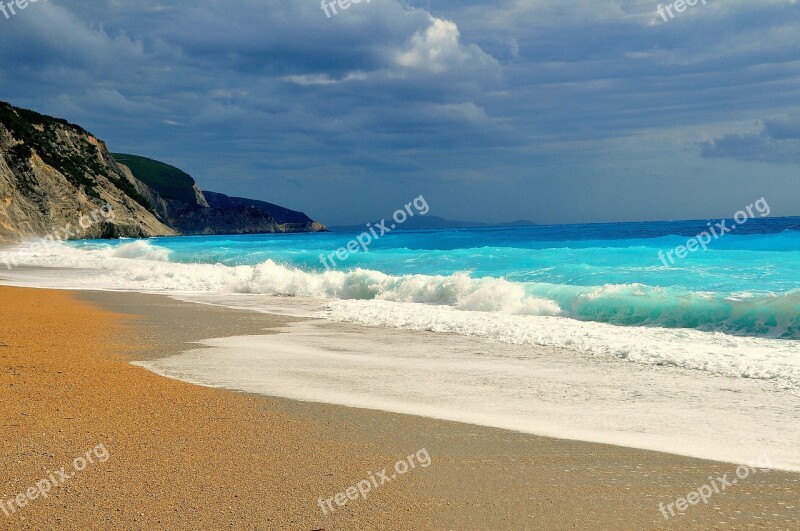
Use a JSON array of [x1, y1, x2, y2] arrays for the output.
[[0, 101, 325, 242], [331, 215, 538, 232]]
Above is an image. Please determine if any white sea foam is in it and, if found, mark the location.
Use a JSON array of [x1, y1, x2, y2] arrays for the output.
[[106, 240, 173, 261], [4, 240, 800, 469], [323, 299, 800, 393], [136, 320, 800, 472], [2, 240, 799, 392], [0, 241, 563, 312]]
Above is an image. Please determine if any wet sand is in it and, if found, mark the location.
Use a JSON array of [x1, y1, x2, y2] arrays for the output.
[[1, 286, 798, 529]]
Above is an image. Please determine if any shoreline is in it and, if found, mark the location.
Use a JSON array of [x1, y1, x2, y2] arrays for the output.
[[2, 285, 798, 528], [88, 290, 800, 474], [3, 266, 800, 460], [4, 278, 800, 469]]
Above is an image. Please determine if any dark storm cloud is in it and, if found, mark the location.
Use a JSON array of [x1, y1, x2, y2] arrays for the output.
[[0, 0, 798, 224], [765, 115, 800, 140], [701, 115, 800, 164]]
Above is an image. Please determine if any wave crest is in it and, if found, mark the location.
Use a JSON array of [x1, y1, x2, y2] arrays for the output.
[[3, 240, 800, 338]]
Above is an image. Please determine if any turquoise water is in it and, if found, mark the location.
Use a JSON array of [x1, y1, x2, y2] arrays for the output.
[[7, 215, 797, 465], [71, 216, 800, 339]]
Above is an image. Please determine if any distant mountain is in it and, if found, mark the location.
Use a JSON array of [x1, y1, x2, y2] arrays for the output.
[[331, 215, 537, 232]]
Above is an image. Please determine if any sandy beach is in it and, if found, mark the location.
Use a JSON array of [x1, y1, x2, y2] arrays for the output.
[[3, 1, 800, 528], [1, 285, 799, 530]]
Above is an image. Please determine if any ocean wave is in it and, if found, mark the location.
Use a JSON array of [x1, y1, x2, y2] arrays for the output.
[[527, 282, 800, 339], [3, 240, 800, 338], [3, 240, 800, 391], [106, 240, 173, 261], [322, 299, 800, 392], [7, 241, 563, 314]]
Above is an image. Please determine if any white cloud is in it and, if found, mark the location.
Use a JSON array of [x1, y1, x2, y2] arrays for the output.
[[282, 72, 368, 86], [395, 16, 497, 73]]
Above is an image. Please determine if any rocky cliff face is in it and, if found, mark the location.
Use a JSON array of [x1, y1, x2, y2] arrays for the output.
[[161, 199, 284, 235], [203, 192, 313, 224], [0, 102, 326, 242], [112, 154, 327, 236], [157, 195, 326, 236], [201, 191, 326, 233], [0, 103, 177, 241]]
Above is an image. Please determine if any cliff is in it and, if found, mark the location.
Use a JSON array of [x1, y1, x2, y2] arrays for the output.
[[0, 102, 326, 242], [203, 191, 326, 232], [112, 154, 326, 236], [0, 102, 177, 241]]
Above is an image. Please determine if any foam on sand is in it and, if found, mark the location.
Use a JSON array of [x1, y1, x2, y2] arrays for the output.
[[136, 319, 800, 472], [3, 240, 800, 393]]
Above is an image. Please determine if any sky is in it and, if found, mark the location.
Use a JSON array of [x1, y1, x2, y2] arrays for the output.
[[0, 0, 799, 225]]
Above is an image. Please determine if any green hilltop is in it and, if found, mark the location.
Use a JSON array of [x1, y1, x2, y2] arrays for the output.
[[112, 153, 199, 204]]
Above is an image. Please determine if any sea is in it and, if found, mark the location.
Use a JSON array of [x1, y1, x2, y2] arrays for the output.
[[3, 217, 799, 470]]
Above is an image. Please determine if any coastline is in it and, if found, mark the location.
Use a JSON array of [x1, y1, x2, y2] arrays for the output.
[[1, 285, 798, 528]]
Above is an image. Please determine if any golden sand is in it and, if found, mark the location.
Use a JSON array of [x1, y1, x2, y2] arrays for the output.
[[1, 286, 798, 529], [0, 287, 430, 529]]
